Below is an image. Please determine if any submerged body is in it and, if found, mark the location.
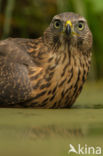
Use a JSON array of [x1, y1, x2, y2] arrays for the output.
[[0, 12, 92, 108]]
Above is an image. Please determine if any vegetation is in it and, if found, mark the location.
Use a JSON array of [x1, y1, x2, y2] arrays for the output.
[[0, 0, 103, 79]]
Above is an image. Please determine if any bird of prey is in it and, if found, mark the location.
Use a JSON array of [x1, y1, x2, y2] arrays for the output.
[[0, 12, 92, 108]]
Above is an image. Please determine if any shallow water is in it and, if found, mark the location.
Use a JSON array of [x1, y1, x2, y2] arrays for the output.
[[0, 81, 103, 156]]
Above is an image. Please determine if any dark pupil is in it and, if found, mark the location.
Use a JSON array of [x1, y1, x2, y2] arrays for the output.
[[78, 23, 83, 28], [56, 21, 60, 27]]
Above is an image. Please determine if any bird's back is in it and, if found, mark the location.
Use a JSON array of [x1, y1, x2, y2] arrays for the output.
[[0, 38, 44, 106]]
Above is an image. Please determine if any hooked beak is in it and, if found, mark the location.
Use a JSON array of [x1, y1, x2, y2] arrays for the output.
[[65, 20, 72, 36]]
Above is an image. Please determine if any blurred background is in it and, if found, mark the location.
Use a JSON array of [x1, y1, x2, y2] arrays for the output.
[[0, 0, 103, 79]]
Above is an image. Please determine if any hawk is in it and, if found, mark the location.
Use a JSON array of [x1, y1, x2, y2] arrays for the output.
[[0, 12, 92, 108]]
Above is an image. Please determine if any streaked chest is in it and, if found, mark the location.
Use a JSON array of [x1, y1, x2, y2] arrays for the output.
[[29, 47, 91, 108]]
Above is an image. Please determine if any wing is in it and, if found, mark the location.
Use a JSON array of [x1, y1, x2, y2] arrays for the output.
[[0, 37, 42, 66], [0, 38, 44, 106], [0, 57, 43, 106]]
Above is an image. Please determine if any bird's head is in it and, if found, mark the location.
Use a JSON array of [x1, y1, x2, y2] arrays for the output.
[[43, 12, 93, 55]]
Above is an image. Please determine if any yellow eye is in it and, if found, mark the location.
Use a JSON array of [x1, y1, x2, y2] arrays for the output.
[[78, 22, 85, 31], [54, 20, 61, 29]]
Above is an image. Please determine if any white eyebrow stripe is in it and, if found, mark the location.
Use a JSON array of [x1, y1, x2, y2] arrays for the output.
[[78, 18, 86, 22]]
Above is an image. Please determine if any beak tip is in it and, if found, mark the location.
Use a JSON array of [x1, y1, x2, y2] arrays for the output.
[[66, 24, 71, 35]]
